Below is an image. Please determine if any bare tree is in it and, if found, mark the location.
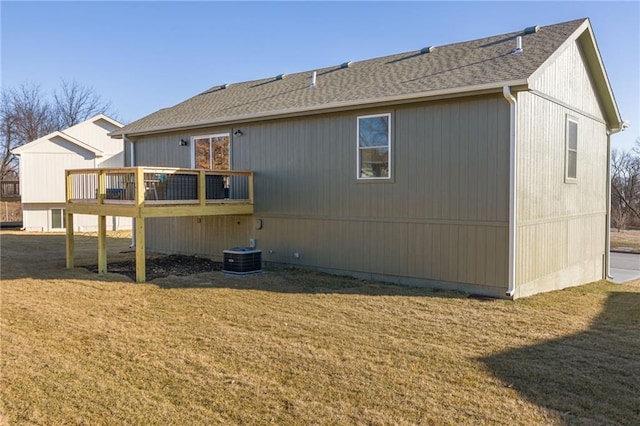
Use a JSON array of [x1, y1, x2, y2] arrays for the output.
[[611, 148, 640, 230], [1, 80, 114, 180], [0, 84, 57, 179], [53, 79, 112, 128]]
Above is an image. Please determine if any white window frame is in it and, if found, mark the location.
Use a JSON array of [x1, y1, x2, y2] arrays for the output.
[[357, 113, 392, 180], [191, 133, 231, 169], [51, 208, 66, 230], [565, 115, 578, 183]]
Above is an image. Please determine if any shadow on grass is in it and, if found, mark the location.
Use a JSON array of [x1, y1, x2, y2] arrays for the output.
[[150, 266, 470, 298], [480, 292, 640, 424]]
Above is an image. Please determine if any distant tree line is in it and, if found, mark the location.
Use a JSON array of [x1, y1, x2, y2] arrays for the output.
[[0, 80, 114, 180], [611, 137, 640, 230]]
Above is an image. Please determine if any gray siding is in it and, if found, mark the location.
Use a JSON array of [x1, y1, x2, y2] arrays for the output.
[[132, 129, 226, 168], [516, 90, 607, 297], [134, 94, 511, 296], [530, 40, 606, 121]]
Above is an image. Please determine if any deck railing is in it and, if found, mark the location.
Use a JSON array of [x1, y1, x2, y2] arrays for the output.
[[66, 167, 253, 206]]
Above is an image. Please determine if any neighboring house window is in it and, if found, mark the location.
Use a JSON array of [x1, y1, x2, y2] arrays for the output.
[[357, 113, 391, 179], [565, 116, 578, 182], [51, 208, 66, 229]]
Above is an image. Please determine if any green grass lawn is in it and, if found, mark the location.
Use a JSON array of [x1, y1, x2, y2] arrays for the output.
[[1, 232, 639, 424]]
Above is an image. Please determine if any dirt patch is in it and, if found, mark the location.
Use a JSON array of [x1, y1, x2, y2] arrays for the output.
[[85, 254, 223, 281]]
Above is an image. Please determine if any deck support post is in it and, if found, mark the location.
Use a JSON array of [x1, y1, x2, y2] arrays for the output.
[[65, 212, 74, 268], [135, 217, 146, 282], [134, 167, 146, 283], [98, 215, 107, 274]]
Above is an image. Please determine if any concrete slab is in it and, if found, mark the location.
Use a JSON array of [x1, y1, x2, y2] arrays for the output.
[[609, 252, 640, 284]]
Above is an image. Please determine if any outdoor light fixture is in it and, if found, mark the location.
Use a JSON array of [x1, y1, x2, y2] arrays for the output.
[[179, 139, 189, 146], [234, 129, 243, 136]]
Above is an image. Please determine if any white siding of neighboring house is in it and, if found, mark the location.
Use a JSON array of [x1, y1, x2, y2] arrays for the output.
[[16, 115, 131, 232]]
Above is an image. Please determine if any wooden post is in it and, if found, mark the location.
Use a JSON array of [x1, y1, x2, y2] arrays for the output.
[[65, 171, 74, 269], [134, 167, 146, 282], [135, 217, 146, 282], [65, 212, 74, 269], [98, 169, 106, 204], [199, 170, 206, 207], [248, 172, 254, 204], [98, 215, 107, 274]]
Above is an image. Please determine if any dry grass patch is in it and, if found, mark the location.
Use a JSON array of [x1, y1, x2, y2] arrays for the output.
[[610, 229, 640, 251], [1, 231, 639, 424]]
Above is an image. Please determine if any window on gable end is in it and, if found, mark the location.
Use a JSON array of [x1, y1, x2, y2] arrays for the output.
[[565, 115, 578, 182]]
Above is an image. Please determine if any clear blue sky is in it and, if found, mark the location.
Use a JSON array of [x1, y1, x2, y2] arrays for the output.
[[2, 1, 639, 150]]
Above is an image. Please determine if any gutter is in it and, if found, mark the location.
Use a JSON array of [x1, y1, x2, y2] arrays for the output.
[[503, 86, 518, 298], [605, 120, 629, 279]]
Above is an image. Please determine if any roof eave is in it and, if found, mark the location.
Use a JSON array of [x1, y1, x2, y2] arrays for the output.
[[114, 79, 529, 138]]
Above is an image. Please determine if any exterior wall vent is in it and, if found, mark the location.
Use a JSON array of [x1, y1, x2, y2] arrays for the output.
[[420, 46, 435, 54], [276, 74, 286, 80], [524, 25, 540, 35], [341, 61, 353, 69]]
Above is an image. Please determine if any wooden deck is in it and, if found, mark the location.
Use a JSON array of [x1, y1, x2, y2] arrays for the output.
[[65, 167, 254, 282]]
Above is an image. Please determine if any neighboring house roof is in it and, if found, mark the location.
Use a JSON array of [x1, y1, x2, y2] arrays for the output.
[[12, 130, 104, 156], [12, 114, 123, 156], [115, 18, 621, 137]]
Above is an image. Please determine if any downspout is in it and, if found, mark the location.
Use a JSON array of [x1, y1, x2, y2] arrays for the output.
[[503, 86, 517, 298], [606, 121, 629, 279], [124, 134, 136, 248]]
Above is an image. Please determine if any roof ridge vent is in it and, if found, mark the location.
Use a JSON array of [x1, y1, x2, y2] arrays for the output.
[[524, 25, 540, 35], [276, 74, 287, 80], [420, 46, 435, 54], [512, 36, 523, 54], [340, 61, 353, 69]]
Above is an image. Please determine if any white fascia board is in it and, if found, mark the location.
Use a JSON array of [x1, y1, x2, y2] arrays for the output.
[[91, 114, 124, 128], [12, 131, 104, 157]]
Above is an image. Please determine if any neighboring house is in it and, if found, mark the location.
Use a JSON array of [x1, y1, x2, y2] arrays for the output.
[[111, 18, 624, 298], [13, 115, 131, 232]]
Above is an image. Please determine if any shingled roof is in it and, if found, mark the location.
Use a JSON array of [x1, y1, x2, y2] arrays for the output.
[[116, 18, 619, 137]]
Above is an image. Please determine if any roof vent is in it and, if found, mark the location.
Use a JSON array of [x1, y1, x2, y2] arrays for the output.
[[340, 61, 353, 69], [276, 74, 286, 80], [420, 46, 435, 54], [310, 71, 317, 88], [221, 83, 231, 89], [512, 36, 523, 54], [524, 25, 540, 35]]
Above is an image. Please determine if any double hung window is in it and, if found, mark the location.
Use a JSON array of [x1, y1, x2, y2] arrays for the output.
[[565, 116, 578, 182], [357, 114, 391, 179]]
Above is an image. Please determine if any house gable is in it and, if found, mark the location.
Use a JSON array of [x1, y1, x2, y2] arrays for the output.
[[528, 19, 621, 130], [529, 39, 606, 121]]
